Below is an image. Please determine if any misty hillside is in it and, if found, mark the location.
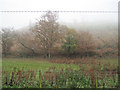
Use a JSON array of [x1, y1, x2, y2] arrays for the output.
[[16, 21, 118, 42]]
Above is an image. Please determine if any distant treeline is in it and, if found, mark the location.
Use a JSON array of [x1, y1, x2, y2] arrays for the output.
[[0, 11, 118, 58]]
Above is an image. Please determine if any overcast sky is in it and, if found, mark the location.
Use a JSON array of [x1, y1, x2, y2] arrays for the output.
[[0, 0, 119, 29]]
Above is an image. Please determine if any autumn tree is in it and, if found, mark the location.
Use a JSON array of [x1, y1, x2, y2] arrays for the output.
[[2, 28, 14, 57], [95, 32, 118, 57], [77, 31, 96, 57], [33, 11, 62, 58]]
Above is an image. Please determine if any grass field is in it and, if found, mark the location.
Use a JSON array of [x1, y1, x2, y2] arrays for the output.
[[2, 58, 119, 88], [2, 58, 118, 72], [2, 58, 80, 72]]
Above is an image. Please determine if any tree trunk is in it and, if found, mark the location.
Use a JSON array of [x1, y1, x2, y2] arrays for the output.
[[20, 42, 36, 57]]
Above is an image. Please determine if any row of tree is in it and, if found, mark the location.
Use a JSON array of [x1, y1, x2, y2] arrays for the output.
[[1, 11, 118, 58]]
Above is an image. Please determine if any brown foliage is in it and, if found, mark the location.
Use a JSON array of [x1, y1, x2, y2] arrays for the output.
[[77, 31, 96, 57]]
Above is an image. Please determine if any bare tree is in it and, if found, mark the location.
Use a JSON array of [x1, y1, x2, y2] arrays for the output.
[[16, 30, 38, 57], [33, 11, 61, 58]]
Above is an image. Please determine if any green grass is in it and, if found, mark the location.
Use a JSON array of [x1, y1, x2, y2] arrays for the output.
[[2, 57, 118, 72], [2, 57, 118, 88], [2, 58, 80, 72]]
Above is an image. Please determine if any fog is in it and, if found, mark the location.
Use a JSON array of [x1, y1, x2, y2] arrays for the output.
[[0, 0, 118, 30]]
